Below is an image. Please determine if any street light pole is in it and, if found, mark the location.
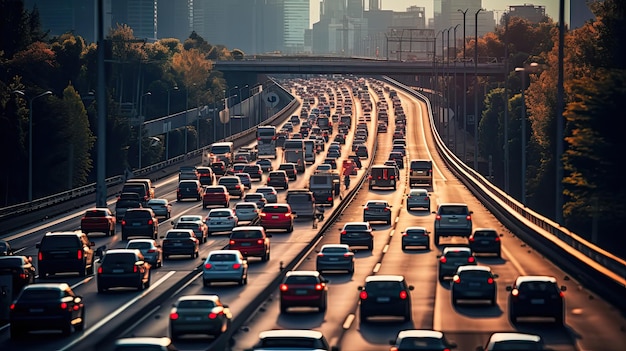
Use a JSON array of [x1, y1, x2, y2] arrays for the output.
[[515, 63, 538, 206], [453, 23, 460, 155], [458, 9, 468, 163], [474, 8, 483, 169], [13, 90, 53, 202], [138, 91, 151, 169]]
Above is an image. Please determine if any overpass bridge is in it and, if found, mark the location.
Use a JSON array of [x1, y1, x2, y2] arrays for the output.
[[215, 56, 505, 77]]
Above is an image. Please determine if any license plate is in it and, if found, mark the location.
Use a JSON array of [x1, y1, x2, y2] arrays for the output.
[[174, 243, 183, 246], [186, 317, 202, 321], [531, 299, 545, 304], [242, 242, 251, 246], [481, 241, 490, 244], [132, 223, 141, 226], [296, 290, 308, 295], [216, 266, 228, 270], [448, 219, 458, 223], [329, 258, 338, 261], [469, 282, 481, 287], [272, 215, 279, 219], [113, 269, 124, 273], [376, 297, 390, 303], [29, 308, 44, 313]]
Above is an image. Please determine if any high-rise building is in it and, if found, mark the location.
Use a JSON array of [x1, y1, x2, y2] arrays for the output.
[[111, 0, 158, 41], [24, 0, 100, 43], [156, 0, 192, 41], [368, 0, 380, 11], [347, 0, 363, 18], [284, 0, 309, 53], [509, 4, 547, 23]]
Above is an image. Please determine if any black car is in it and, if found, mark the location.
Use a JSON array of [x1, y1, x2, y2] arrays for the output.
[[0, 256, 36, 297], [121, 208, 159, 241], [256, 159, 273, 172], [339, 222, 374, 251], [161, 229, 200, 259], [451, 265, 498, 306], [36, 231, 96, 278], [358, 275, 414, 322], [243, 165, 263, 181], [267, 170, 290, 190], [210, 161, 226, 176], [97, 249, 151, 293], [278, 163, 297, 180], [506, 275, 567, 325], [10, 283, 85, 338], [469, 228, 503, 257], [279, 271, 329, 313]]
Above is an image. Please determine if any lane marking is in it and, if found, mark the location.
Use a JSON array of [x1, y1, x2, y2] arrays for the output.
[[342, 313, 355, 330]]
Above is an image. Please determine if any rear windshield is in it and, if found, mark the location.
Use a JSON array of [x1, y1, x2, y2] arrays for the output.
[[209, 254, 237, 262], [285, 275, 319, 284], [175, 223, 198, 230], [473, 230, 497, 238], [459, 270, 490, 279], [287, 194, 312, 202], [219, 178, 239, 184], [519, 281, 559, 293], [20, 289, 61, 301], [365, 281, 403, 292], [399, 338, 442, 349], [411, 161, 432, 169], [166, 231, 192, 239], [124, 210, 151, 219], [102, 253, 137, 266], [231, 230, 263, 239], [179, 182, 198, 189], [438, 206, 469, 215], [41, 236, 79, 249], [84, 210, 108, 217], [491, 341, 543, 350], [344, 224, 368, 231], [116, 200, 141, 208], [122, 185, 146, 193], [205, 187, 225, 193], [261, 337, 323, 348], [321, 247, 347, 254], [177, 299, 215, 309], [243, 166, 260, 173], [444, 250, 471, 257], [209, 210, 231, 217], [126, 242, 152, 250], [0, 257, 24, 268], [263, 206, 289, 213], [236, 204, 256, 210]]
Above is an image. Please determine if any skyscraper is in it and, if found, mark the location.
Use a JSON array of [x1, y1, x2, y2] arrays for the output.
[[111, 0, 157, 41], [284, 0, 309, 53]]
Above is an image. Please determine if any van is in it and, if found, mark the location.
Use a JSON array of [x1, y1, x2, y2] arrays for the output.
[[121, 182, 150, 203], [368, 165, 398, 190], [409, 159, 433, 187], [286, 189, 315, 218], [125, 178, 155, 199]]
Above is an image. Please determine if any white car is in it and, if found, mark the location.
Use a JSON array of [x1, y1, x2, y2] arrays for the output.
[[255, 186, 278, 203], [205, 208, 238, 235], [234, 202, 260, 222]]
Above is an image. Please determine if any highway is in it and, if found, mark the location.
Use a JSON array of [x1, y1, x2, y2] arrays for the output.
[[0, 76, 624, 351]]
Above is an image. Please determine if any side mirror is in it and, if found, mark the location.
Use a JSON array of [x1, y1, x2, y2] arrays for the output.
[[499, 233, 504, 237], [432, 211, 436, 214], [493, 274, 499, 279], [408, 285, 415, 290], [436, 254, 441, 258], [357, 286, 364, 291], [448, 342, 458, 349], [267, 234, 273, 238], [223, 304, 229, 308]]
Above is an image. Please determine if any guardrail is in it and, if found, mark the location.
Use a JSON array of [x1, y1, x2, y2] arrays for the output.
[[382, 76, 626, 312]]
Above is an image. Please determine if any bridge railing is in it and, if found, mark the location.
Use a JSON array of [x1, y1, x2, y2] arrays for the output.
[[382, 76, 626, 311]]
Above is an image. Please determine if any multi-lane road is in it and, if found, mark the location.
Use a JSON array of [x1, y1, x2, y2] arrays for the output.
[[0, 76, 624, 351]]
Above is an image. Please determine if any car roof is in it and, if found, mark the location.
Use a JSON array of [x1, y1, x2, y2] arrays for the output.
[[105, 248, 141, 256], [127, 238, 157, 244], [235, 202, 258, 207], [179, 215, 203, 222], [286, 270, 321, 277], [176, 294, 219, 302], [365, 275, 405, 282], [397, 329, 444, 340], [167, 229, 195, 235], [115, 337, 172, 347], [438, 202, 469, 207], [320, 244, 350, 250], [232, 225, 265, 231], [515, 275, 557, 284], [473, 228, 498, 233], [488, 332, 542, 343], [442, 246, 473, 254], [409, 189, 428, 194], [404, 226, 428, 232], [259, 329, 324, 339], [208, 249, 242, 256], [22, 282, 71, 291], [43, 231, 82, 237], [456, 265, 492, 273]]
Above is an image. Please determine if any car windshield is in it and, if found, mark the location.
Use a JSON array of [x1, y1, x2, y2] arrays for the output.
[[231, 230, 263, 239], [209, 211, 231, 217], [177, 300, 215, 309], [209, 253, 237, 262], [19, 289, 61, 301], [126, 242, 152, 250], [167, 231, 192, 238]]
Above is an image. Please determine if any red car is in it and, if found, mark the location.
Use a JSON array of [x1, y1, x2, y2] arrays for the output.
[[260, 204, 294, 232], [280, 270, 328, 313], [228, 226, 271, 262], [202, 185, 231, 208], [81, 208, 116, 236]]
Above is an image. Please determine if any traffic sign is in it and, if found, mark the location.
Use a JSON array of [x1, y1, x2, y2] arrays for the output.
[[264, 92, 279, 108], [219, 108, 230, 123]]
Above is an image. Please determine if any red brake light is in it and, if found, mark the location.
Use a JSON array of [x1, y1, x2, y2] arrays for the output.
[[487, 277, 494, 284], [435, 215, 442, 220], [399, 290, 408, 299], [133, 265, 138, 273], [344, 252, 353, 257], [280, 284, 288, 291], [205, 263, 213, 269], [97, 266, 103, 274], [60, 302, 68, 310], [233, 263, 241, 269], [229, 240, 235, 245], [466, 215, 472, 220], [453, 275, 461, 283], [495, 236, 500, 242], [559, 291, 565, 298], [121, 220, 127, 226], [38, 252, 43, 261], [148, 219, 154, 225], [468, 256, 475, 263], [317, 253, 324, 257], [170, 312, 179, 320], [209, 311, 222, 319], [315, 283, 323, 290], [359, 291, 368, 299], [469, 237, 475, 242], [439, 256, 447, 263], [77, 250, 83, 260], [340, 230, 347, 235], [257, 239, 264, 244], [9, 304, 15, 310]]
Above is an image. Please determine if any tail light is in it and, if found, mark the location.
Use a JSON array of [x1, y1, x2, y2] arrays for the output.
[[229, 240, 236, 245], [133, 265, 138, 273], [487, 277, 494, 284], [9, 304, 15, 310], [267, 177, 271, 182], [439, 256, 447, 263], [148, 219, 154, 225], [280, 284, 288, 291], [559, 291, 565, 298], [205, 263, 213, 269], [97, 266, 103, 274], [466, 215, 472, 221], [73, 304, 80, 311], [383, 208, 390, 212], [359, 291, 368, 299], [495, 237, 501, 242], [315, 284, 324, 290], [232, 263, 241, 269], [235, 185, 240, 189], [344, 252, 353, 257], [257, 137, 261, 140], [402, 232, 408, 237], [340, 230, 347, 235], [364, 207, 369, 211], [38, 252, 43, 261], [19, 272, 27, 279], [77, 250, 83, 260], [435, 214, 442, 221], [60, 302, 68, 310], [121, 220, 127, 226], [317, 253, 324, 257], [469, 237, 475, 242], [170, 312, 179, 320], [453, 275, 461, 283], [259, 213, 267, 217], [209, 311, 223, 319], [390, 347, 399, 351], [468, 256, 475, 263], [399, 290, 408, 299]]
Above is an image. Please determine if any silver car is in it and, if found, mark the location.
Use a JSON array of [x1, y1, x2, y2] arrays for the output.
[[243, 193, 268, 209], [234, 202, 260, 222], [125, 239, 163, 268], [146, 198, 172, 219], [406, 189, 431, 211], [255, 186, 278, 203], [205, 208, 238, 235], [202, 249, 248, 286]]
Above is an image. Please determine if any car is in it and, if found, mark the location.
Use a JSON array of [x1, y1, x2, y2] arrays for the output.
[[260, 204, 295, 232], [339, 221, 374, 250], [388, 151, 404, 169], [432, 203, 473, 245], [243, 165, 264, 181], [161, 229, 200, 259], [235, 172, 253, 189], [377, 121, 388, 132], [115, 195, 143, 221], [226, 163, 247, 175], [121, 208, 159, 241], [229, 226, 271, 261], [36, 231, 96, 278], [438, 246, 476, 280], [391, 144, 406, 157], [278, 163, 297, 180], [169, 294, 233, 339], [196, 166, 215, 186], [202, 185, 231, 208], [177, 180, 204, 201], [249, 329, 335, 351], [0, 239, 14, 256], [255, 186, 278, 203], [316, 244, 354, 274], [244, 192, 268, 209], [323, 158, 337, 169], [363, 200, 393, 224], [202, 249, 248, 286], [358, 275, 414, 322], [0, 256, 36, 297], [125, 238, 163, 268], [9, 283, 85, 338], [469, 228, 503, 257], [210, 161, 226, 177], [218, 175, 245, 198], [406, 189, 431, 211], [409, 159, 433, 187], [389, 330, 457, 351], [327, 149, 341, 159], [286, 189, 315, 219], [480, 332, 545, 351], [279, 270, 328, 313], [96, 249, 151, 292], [146, 198, 172, 219], [171, 215, 208, 243], [113, 337, 177, 351], [401, 226, 430, 250], [506, 275, 566, 325], [234, 202, 261, 222], [205, 208, 239, 235], [256, 159, 273, 172], [315, 163, 333, 174], [266, 170, 290, 190], [355, 144, 369, 158], [368, 165, 398, 190], [451, 265, 497, 305], [80, 207, 116, 236]]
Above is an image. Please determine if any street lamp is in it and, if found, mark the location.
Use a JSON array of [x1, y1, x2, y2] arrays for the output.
[[515, 62, 539, 206], [167, 85, 178, 115], [138, 91, 151, 169], [458, 8, 469, 162], [238, 84, 248, 116], [13, 90, 53, 202], [474, 8, 484, 169], [452, 23, 461, 155], [165, 86, 178, 160]]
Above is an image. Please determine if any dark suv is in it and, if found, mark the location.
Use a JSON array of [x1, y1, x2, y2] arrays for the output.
[[368, 165, 398, 190], [469, 228, 503, 257], [278, 163, 297, 181], [432, 203, 473, 245], [121, 208, 159, 241], [96, 249, 151, 293], [358, 275, 414, 322], [506, 275, 567, 325], [36, 232, 95, 278]]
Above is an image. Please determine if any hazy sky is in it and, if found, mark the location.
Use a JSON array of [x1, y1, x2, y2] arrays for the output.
[[309, 0, 561, 28]]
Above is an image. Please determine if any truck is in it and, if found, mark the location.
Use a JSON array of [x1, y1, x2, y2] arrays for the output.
[[303, 140, 316, 164], [308, 174, 336, 206], [284, 150, 306, 173]]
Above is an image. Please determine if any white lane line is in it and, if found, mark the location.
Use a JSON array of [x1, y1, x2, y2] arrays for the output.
[[342, 314, 355, 330], [58, 270, 177, 351]]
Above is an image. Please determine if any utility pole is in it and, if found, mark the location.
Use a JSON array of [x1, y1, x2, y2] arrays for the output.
[[458, 8, 468, 163], [474, 8, 483, 170]]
